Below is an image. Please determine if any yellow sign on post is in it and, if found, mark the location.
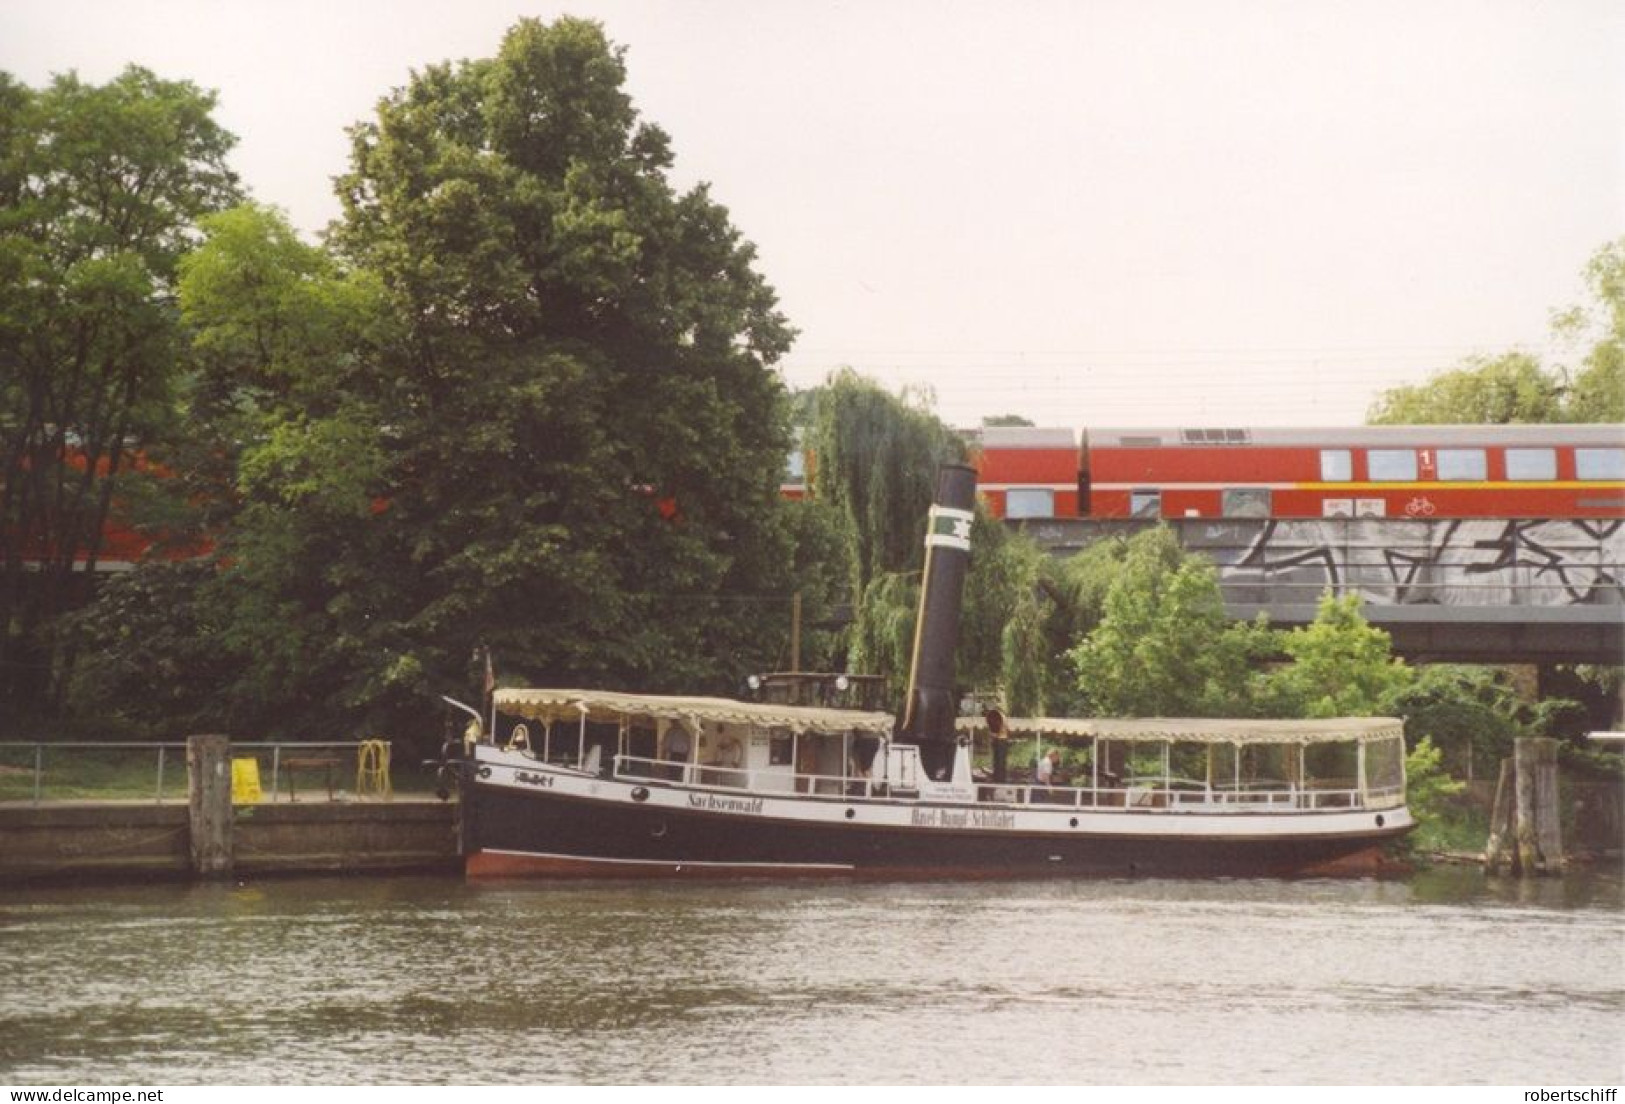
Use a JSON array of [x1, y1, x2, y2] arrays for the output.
[[356, 739, 392, 800], [231, 757, 263, 804]]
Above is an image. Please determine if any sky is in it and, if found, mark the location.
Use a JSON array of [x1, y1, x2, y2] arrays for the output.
[[3, 0, 1622, 428]]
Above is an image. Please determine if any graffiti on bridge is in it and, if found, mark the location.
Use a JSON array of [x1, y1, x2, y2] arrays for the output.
[[1208, 519, 1625, 607]]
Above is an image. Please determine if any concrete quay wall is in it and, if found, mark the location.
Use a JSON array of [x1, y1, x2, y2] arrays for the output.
[[0, 799, 460, 884]]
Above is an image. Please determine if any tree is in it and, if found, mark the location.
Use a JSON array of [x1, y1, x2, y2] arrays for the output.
[[1069, 527, 1267, 716], [1367, 352, 1563, 425], [1380, 663, 1588, 780], [192, 19, 801, 738], [970, 517, 1050, 715], [808, 368, 966, 602], [1259, 593, 1411, 718], [0, 66, 239, 722], [1369, 237, 1625, 424], [1553, 238, 1625, 422]]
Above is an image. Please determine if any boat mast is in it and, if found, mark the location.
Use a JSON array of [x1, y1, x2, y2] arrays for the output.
[[897, 463, 978, 779]]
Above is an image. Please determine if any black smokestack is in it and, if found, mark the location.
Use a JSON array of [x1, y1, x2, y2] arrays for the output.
[[898, 463, 977, 775]]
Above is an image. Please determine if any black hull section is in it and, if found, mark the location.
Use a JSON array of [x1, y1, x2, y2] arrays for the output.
[[462, 782, 1408, 879]]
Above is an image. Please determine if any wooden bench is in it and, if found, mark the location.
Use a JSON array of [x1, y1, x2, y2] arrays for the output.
[[281, 757, 343, 801]]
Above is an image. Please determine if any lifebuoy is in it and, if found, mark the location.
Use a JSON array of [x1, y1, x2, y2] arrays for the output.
[[717, 736, 743, 768]]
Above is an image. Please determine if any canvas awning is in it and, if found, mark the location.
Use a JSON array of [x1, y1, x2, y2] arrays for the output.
[[494, 688, 897, 737], [957, 715, 1404, 746]]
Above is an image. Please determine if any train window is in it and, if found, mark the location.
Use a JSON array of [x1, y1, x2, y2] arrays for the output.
[[1437, 449, 1487, 481], [1319, 450, 1352, 482], [1223, 488, 1271, 517], [1506, 448, 1557, 481], [1576, 448, 1625, 480], [1005, 488, 1055, 519], [1130, 490, 1161, 518], [1368, 450, 1418, 481]]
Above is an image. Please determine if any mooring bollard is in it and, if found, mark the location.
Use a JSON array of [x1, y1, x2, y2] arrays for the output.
[[187, 734, 233, 878]]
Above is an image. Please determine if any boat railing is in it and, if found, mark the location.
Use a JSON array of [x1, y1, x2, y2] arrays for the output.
[[612, 755, 882, 799], [988, 777, 1402, 812], [607, 752, 1403, 812]]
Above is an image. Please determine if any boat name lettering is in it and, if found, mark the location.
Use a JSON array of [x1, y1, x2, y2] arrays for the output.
[[688, 793, 764, 815], [910, 808, 1016, 829], [513, 771, 555, 789]]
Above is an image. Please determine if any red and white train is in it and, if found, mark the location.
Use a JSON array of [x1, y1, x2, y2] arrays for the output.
[[928, 424, 1624, 522]]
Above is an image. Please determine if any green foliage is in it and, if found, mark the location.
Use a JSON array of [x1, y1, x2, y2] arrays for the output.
[[1379, 665, 1528, 777], [1067, 554, 1419, 724], [1069, 528, 1265, 716], [773, 496, 851, 673], [212, 18, 801, 737], [807, 369, 967, 600], [1554, 239, 1625, 422], [847, 571, 919, 694], [1401, 736, 1468, 851], [1368, 352, 1563, 425], [958, 510, 1051, 713], [179, 203, 386, 404], [57, 562, 239, 738], [0, 65, 240, 718], [1369, 237, 1625, 424], [1261, 594, 1413, 718], [51, 19, 810, 742]]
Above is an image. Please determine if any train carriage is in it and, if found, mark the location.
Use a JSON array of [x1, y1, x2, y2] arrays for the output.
[[968, 424, 1625, 522], [1084, 425, 1625, 521]]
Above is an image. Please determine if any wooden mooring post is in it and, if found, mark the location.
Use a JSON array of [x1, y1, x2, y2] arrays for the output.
[[187, 734, 233, 878], [1484, 737, 1563, 876]]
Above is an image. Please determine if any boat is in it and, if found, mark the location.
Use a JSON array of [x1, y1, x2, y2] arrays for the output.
[[449, 464, 1415, 878]]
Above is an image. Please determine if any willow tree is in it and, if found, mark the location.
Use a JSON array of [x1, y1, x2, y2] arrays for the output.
[[806, 371, 1055, 705], [808, 369, 966, 595]]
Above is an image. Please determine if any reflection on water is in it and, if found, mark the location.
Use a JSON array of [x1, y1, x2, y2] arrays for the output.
[[1, 867, 1620, 1084]]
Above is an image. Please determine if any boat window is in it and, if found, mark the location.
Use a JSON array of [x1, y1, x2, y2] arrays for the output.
[[1121, 742, 1164, 782], [1576, 447, 1625, 480], [1505, 447, 1557, 481], [1319, 450, 1352, 482], [769, 729, 793, 766], [1365, 737, 1405, 794], [1238, 744, 1291, 789], [1130, 490, 1161, 518], [1168, 743, 1208, 787], [1005, 488, 1055, 519], [1368, 449, 1417, 482], [1222, 488, 1270, 517], [1303, 741, 1358, 790]]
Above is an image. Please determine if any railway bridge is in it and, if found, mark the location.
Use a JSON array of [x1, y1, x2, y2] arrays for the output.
[[1017, 516, 1624, 665]]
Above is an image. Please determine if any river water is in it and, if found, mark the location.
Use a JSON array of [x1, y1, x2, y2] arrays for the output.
[[1, 868, 1620, 1085]]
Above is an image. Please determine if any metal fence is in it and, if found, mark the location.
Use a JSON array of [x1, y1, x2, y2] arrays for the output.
[[0, 741, 375, 805]]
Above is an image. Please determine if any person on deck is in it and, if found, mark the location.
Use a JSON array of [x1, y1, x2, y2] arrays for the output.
[[1035, 749, 1060, 789], [986, 709, 1010, 783]]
